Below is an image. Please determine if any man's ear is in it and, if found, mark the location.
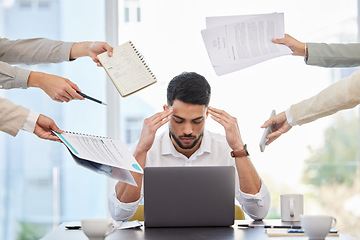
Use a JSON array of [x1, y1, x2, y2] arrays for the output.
[[206, 108, 209, 118], [163, 104, 168, 111]]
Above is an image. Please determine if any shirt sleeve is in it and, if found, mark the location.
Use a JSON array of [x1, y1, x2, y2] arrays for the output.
[[0, 61, 31, 89], [285, 108, 296, 127], [0, 37, 74, 64], [290, 70, 360, 126], [21, 110, 40, 133], [108, 185, 143, 221], [306, 42, 360, 68], [235, 179, 271, 220], [0, 37, 74, 90]]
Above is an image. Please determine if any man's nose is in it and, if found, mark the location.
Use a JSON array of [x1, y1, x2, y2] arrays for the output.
[[183, 123, 193, 135]]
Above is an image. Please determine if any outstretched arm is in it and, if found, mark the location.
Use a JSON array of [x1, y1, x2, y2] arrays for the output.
[[27, 41, 113, 102]]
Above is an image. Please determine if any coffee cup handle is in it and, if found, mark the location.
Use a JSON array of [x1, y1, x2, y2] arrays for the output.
[[331, 217, 337, 228], [289, 198, 294, 217], [105, 221, 118, 236]]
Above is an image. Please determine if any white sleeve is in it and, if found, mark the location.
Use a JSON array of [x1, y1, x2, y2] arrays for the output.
[[235, 179, 271, 220], [285, 108, 296, 127], [21, 110, 40, 133], [108, 185, 143, 221]]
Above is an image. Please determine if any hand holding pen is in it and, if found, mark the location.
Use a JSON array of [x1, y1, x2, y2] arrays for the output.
[[76, 91, 107, 105]]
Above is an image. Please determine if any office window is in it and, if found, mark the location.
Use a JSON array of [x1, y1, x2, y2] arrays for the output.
[[123, 0, 141, 23], [0, 1, 109, 239], [38, 0, 51, 9], [137, 7, 141, 22], [18, 0, 52, 9], [124, 7, 130, 22], [125, 117, 142, 146], [18, 0, 32, 8]]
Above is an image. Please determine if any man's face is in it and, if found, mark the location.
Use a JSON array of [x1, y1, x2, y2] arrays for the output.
[[167, 99, 207, 152]]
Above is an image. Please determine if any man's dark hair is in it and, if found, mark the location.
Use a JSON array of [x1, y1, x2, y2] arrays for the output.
[[167, 72, 211, 107]]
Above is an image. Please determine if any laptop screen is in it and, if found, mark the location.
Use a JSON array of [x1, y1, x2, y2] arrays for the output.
[[144, 166, 235, 227]]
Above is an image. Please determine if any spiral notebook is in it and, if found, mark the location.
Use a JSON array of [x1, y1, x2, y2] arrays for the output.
[[52, 131, 143, 186], [98, 41, 157, 97]]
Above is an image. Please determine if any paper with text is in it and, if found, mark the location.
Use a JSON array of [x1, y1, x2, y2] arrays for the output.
[[98, 41, 157, 97], [201, 13, 292, 75], [54, 131, 143, 185]]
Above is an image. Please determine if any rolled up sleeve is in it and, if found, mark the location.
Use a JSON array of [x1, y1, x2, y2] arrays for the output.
[[108, 185, 142, 221], [236, 180, 271, 220]]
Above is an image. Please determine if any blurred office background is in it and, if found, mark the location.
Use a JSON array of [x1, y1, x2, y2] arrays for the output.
[[0, 0, 359, 239]]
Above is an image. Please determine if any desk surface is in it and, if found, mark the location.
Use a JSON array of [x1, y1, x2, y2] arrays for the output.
[[41, 220, 359, 240]]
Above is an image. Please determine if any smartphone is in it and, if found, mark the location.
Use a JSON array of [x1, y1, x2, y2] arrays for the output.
[[259, 110, 276, 152], [65, 222, 81, 230]]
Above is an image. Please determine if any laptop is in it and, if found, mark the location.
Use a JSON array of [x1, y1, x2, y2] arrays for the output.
[[143, 166, 235, 227]]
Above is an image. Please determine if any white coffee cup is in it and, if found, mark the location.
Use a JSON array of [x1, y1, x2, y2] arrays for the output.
[[81, 218, 118, 240], [300, 215, 337, 240], [280, 194, 303, 222]]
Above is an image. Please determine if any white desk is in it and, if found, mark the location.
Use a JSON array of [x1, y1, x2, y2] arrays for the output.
[[41, 220, 359, 240]]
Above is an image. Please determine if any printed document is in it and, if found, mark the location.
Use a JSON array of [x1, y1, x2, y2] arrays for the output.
[[201, 13, 292, 75], [53, 131, 142, 186]]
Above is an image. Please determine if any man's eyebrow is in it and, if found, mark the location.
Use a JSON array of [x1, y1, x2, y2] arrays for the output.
[[173, 115, 185, 120], [172, 115, 204, 121], [192, 116, 204, 121]]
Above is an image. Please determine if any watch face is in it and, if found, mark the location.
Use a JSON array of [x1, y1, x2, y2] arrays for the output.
[[244, 145, 249, 156]]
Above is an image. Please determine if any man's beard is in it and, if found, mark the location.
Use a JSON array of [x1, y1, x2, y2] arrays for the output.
[[170, 130, 204, 150]]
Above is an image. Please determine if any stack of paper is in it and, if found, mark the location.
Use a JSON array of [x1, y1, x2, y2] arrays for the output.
[[53, 131, 143, 186], [201, 12, 292, 76]]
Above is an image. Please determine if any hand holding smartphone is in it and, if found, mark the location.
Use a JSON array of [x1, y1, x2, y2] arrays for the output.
[[259, 110, 276, 152]]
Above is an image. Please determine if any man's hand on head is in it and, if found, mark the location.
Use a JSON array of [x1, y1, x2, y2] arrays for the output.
[[135, 108, 173, 154], [207, 106, 244, 151]]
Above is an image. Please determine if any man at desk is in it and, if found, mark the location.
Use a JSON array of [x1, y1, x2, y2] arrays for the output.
[[108, 72, 270, 221]]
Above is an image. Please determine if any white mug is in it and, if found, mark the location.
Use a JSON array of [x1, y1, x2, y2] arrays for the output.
[[280, 194, 303, 222], [301, 215, 337, 240], [81, 218, 118, 240]]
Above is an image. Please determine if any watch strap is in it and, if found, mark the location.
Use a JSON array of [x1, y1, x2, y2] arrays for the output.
[[230, 144, 249, 158]]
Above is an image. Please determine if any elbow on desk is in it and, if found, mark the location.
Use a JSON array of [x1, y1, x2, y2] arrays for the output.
[[241, 190, 271, 220]]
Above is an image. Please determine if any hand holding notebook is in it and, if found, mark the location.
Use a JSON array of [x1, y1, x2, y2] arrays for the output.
[[98, 41, 157, 97]]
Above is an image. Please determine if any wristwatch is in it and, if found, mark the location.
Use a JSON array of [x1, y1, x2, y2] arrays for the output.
[[230, 144, 249, 158]]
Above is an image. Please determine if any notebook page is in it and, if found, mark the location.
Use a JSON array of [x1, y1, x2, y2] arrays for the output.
[[98, 41, 156, 96]]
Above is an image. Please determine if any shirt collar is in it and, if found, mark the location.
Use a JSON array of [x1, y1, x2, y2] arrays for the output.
[[161, 128, 212, 158]]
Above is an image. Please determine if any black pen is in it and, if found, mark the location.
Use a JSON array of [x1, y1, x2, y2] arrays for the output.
[[238, 224, 254, 228], [264, 225, 302, 229], [76, 91, 107, 106]]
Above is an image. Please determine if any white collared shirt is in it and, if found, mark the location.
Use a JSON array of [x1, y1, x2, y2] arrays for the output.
[[108, 129, 271, 221]]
